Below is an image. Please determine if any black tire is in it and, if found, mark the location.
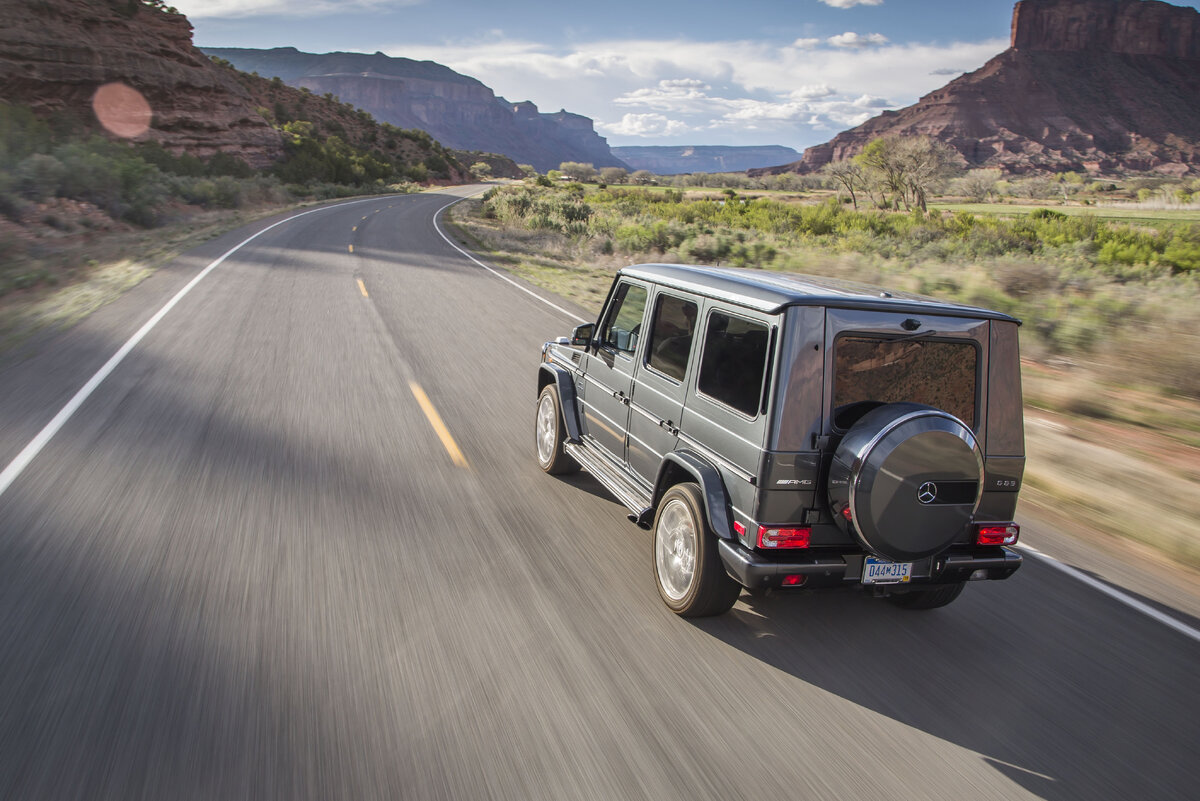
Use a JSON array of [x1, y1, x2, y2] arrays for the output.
[[887, 582, 966, 610], [535, 385, 579, 475], [652, 483, 741, 617]]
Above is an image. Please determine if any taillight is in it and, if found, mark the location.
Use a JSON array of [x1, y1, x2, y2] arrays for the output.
[[976, 523, 1020, 546], [757, 525, 811, 549], [781, 574, 807, 587]]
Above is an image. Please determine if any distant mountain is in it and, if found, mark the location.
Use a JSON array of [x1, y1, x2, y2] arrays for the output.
[[611, 145, 802, 174], [752, 0, 1200, 177], [203, 47, 626, 173]]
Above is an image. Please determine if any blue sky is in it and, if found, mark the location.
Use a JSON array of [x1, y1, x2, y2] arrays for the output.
[[177, 0, 1200, 152]]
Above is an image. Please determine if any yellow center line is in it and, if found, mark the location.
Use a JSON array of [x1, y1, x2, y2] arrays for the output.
[[409, 382, 470, 469], [352, 225, 358, 231], [357, 279, 368, 297], [348, 244, 354, 253], [361, 215, 368, 220]]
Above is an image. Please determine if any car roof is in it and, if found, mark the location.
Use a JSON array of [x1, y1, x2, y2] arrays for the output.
[[618, 263, 1021, 324]]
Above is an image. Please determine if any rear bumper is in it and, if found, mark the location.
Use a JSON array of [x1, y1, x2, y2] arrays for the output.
[[717, 539, 1022, 591]]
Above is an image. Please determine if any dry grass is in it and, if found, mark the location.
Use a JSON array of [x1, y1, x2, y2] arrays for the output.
[[0, 206, 296, 353]]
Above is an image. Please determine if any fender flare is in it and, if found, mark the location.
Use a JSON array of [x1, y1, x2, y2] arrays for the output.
[[651, 450, 735, 540], [537, 363, 582, 443]]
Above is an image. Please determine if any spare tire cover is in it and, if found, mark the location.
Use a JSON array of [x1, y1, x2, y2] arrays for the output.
[[828, 403, 982, 561]]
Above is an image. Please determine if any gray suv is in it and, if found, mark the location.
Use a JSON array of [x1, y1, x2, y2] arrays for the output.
[[536, 264, 1024, 617]]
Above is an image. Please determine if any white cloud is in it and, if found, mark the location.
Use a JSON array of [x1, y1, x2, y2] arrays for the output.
[[828, 32, 890, 48], [614, 79, 715, 112], [378, 35, 1006, 147], [819, 0, 884, 7], [791, 37, 822, 49], [852, 94, 891, 107], [173, 0, 418, 18], [600, 113, 690, 137], [791, 84, 837, 100]]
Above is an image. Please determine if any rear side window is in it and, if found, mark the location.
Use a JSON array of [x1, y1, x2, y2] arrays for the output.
[[646, 294, 698, 381], [833, 336, 978, 428], [600, 283, 648, 353], [697, 311, 770, 417]]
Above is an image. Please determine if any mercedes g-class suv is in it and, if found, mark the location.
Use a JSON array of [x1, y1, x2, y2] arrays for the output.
[[536, 264, 1024, 617]]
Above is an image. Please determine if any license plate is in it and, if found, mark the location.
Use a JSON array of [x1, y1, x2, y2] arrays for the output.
[[862, 557, 913, 585]]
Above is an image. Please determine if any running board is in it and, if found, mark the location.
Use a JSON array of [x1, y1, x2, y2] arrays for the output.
[[563, 441, 653, 518]]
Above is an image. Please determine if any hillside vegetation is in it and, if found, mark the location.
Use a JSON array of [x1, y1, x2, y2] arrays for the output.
[[0, 52, 507, 343]]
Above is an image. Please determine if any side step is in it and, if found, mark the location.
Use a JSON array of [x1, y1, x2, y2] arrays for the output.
[[563, 441, 653, 518]]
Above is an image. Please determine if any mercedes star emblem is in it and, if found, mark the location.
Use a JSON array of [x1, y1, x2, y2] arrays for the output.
[[917, 481, 938, 504]]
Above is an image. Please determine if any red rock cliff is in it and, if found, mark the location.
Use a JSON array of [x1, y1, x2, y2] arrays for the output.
[[753, 0, 1200, 177], [0, 0, 282, 167], [1011, 0, 1200, 58]]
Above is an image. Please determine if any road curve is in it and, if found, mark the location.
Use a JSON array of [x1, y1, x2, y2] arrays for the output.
[[0, 187, 1197, 801]]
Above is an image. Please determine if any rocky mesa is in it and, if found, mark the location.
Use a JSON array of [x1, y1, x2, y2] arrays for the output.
[[753, 0, 1200, 176], [203, 47, 626, 173], [0, 0, 283, 167]]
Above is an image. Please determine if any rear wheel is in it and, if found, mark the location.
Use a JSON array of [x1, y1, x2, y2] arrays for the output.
[[653, 484, 740, 617], [535, 385, 578, 475], [887, 582, 966, 610]]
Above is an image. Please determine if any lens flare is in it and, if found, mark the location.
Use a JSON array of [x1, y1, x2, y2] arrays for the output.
[[92, 82, 152, 138]]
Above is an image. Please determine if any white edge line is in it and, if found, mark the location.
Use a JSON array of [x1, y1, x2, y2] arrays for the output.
[[1021, 545, 1200, 645], [432, 193, 588, 324], [0, 195, 391, 502]]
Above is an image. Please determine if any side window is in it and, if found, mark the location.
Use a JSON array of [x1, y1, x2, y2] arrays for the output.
[[697, 310, 770, 417], [646, 294, 698, 381], [599, 283, 648, 354]]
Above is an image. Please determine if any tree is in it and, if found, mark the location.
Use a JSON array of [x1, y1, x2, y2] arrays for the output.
[[630, 169, 655, 185], [558, 161, 598, 182], [821, 160, 868, 210], [955, 168, 1002, 202], [469, 161, 493, 181], [600, 166, 628, 184], [854, 136, 957, 211]]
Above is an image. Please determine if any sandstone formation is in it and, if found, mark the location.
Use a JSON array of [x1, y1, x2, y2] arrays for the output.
[[753, 0, 1200, 177], [203, 47, 627, 173], [0, 0, 283, 167], [611, 145, 802, 174]]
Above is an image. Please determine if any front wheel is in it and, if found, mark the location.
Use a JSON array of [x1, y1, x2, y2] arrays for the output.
[[887, 582, 966, 610], [653, 484, 740, 617], [535, 385, 578, 475]]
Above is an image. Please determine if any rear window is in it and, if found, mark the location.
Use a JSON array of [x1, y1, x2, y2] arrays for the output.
[[833, 336, 978, 429]]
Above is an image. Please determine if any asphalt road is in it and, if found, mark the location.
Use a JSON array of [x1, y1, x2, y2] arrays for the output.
[[1, 187, 1197, 801]]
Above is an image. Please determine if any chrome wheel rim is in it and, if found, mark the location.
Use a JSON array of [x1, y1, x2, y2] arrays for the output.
[[655, 498, 697, 601], [536, 393, 557, 465]]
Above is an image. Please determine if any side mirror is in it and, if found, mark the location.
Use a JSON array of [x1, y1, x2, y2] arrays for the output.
[[570, 323, 595, 347]]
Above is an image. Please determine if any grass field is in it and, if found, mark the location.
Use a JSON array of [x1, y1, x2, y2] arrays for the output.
[[931, 202, 1200, 226]]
